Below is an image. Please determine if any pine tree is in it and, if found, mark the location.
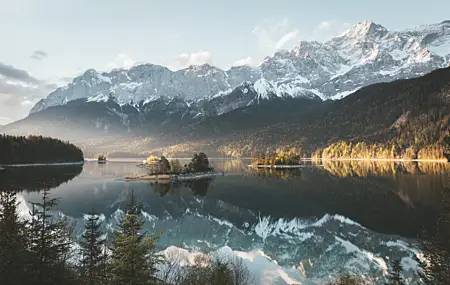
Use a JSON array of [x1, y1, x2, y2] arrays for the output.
[[385, 259, 404, 285], [0, 190, 28, 285], [100, 244, 110, 285], [80, 209, 106, 285], [27, 190, 76, 285], [159, 156, 171, 174], [110, 191, 163, 285], [416, 185, 450, 285]]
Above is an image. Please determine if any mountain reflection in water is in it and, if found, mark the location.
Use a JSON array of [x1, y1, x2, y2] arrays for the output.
[[3, 159, 446, 237], [1, 159, 449, 284]]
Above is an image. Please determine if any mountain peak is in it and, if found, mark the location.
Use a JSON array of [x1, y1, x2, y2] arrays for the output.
[[186, 63, 214, 70], [342, 20, 388, 39], [29, 19, 450, 116], [83, 68, 98, 77]]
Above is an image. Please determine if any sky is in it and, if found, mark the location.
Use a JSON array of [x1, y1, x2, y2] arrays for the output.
[[0, 0, 449, 125]]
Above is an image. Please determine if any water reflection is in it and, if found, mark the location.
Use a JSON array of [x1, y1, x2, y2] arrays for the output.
[[317, 160, 450, 177], [149, 178, 214, 197], [2, 160, 448, 238], [3, 160, 449, 284], [249, 167, 303, 180], [0, 165, 82, 191]]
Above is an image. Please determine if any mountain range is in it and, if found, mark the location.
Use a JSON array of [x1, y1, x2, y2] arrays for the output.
[[31, 20, 450, 113], [2, 19, 450, 156]]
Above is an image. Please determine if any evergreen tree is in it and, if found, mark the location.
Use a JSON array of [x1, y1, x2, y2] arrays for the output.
[[416, 185, 450, 285], [0, 190, 28, 285], [385, 259, 404, 285], [159, 156, 171, 174], [80, 209, 106, 285], [27, 190, 76, 285], [100, 244, 110, 285], [0, 134, 83, 165], [190, 152, 210, 172], [110, 191, 163, 285]]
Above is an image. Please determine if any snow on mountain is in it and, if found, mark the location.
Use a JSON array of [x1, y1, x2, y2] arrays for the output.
[[31, 20, 450, 115]]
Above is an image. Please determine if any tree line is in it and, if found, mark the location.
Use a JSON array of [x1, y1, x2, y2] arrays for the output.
[[312, 140, 450, 161], [217, 67, 450, 159], [0, 134, 84, 164], [247, 139, 450, 163]]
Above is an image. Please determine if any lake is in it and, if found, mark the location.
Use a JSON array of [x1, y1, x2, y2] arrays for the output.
[[2, 159, 449, 284]]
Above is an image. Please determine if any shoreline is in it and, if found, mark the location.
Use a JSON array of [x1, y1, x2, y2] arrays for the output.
[[248, 165, 306, 169], [123, 171, 223, 182], [248, 158, 448, 168], [0, 161, 85, 167], [302, 158, 448, 163]]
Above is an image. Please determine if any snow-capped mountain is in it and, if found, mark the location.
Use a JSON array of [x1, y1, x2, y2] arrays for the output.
[[31, 20, 450, 114]]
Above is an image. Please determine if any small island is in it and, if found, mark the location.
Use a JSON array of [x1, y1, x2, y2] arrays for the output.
[[97, 154, 107, 163], [251, 148, 305, 168], [125, 152, 221, 181], [0, 134, 84, 166]]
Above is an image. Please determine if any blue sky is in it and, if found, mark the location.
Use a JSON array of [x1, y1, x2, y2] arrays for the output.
[[0, 0, 449, 123]]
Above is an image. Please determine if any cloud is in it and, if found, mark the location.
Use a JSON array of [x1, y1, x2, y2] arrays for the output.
[[168, 51, 213, 70], [253, 18, 299, 51], [275, 31, 299, 49], [0, 61, 58, 123], [30, 50, 48, 60], [107, 53, 136, 69], [0, 62, 39, 84], [232, 56, 253, 67]]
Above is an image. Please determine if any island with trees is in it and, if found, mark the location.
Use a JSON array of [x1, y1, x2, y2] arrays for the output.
[[251, 148, 304, 168], [97, 154, 107, 163], [125, 152, 221, 181], [0, 134, 84, 165]]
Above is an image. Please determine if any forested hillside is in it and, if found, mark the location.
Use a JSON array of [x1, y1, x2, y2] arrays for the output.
[[0, 135, 84, 164], [215, 66, 450, 158], [1, 67, 449, 160]]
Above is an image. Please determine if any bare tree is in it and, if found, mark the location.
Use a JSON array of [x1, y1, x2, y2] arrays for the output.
[[326, 274, 369, 285], [170, 251, 254, 285], [158, 249, 188, 285]]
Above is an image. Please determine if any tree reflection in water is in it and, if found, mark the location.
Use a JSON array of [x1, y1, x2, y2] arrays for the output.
[[315, 160, 450, 177], [0, 165, 83, 192], [149, 178, 214, 197]]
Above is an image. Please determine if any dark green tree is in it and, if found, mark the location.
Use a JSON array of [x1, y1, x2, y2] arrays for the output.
[[0, 134, 83, 165], [0, 190, 28, 285], [159, 156, 171, 174], [190, 152, 211, 172], [385, 259, 404, 285], [27, 190, 77, 285], [110, 191, 163, 285], [80, 209, 106, 285], [416, 185, 450, 285]]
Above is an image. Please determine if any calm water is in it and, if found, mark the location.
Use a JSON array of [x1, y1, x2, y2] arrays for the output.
[[2, 159, 449, 284]]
